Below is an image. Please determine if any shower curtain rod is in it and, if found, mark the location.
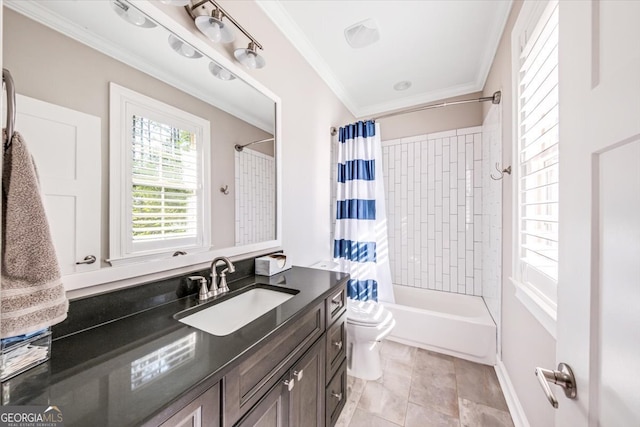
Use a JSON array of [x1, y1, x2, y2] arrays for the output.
[[234, 137, 274, 152], [330, 91, 501, 135]]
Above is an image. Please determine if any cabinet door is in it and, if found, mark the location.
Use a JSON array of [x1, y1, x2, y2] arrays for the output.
[[160, 385, 220, 427], [289, 338, 325, 427], [236, 379, 290, 427]]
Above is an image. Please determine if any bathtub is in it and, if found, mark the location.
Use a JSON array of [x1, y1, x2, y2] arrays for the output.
[[384, 285, 496, 365]]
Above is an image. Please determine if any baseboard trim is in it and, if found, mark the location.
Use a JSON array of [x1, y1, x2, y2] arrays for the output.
[[494, 358, 530, 427]]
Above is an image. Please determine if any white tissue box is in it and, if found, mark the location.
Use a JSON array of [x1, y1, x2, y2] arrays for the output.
[[255, 254, 291, 276]]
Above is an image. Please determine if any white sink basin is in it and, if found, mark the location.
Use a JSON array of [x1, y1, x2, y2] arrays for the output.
[[178, 288, 295, 336]]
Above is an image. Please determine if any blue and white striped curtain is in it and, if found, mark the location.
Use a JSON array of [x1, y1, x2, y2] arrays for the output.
[[333, 120, 394, 303]]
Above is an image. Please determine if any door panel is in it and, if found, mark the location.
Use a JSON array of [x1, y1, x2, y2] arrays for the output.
[[596, 140, 640, 426], [10, 94, 101, 276], [236, 379, 289, 427], [289, 338, 324, 427], [557, 0, 640, 425]]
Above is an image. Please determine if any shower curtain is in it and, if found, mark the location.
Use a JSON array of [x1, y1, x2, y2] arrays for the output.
[[333, 120, 394, 303]]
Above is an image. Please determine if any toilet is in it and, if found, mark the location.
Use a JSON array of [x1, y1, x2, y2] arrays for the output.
[[346, 298, 396, 380], [308, 261, 396, 381]]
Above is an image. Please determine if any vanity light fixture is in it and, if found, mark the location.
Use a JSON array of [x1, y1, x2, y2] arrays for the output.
[[195, 8, 235, 43], [176, 0, 266, 70], [168, 34, 203, 59], [234, 42, 266, 70], [209, 62, 236, 81], [111, 0, 156, 28]]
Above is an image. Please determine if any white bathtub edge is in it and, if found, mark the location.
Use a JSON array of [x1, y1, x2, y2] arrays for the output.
[[495, 359, 531, 427], [385, 335, 496, 366]]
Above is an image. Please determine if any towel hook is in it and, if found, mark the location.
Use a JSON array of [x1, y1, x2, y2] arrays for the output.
[[220, 185, 229, 195], [3, 68, 16, 150], [490, 163, 512, 180]]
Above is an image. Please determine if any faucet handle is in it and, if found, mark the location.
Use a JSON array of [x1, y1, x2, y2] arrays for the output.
[[189, 276, 210, 301], [218, 269, 230, 293]]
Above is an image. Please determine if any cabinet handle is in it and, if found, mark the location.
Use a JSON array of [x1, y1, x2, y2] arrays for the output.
[[332, 341, 343, 350], [76, 255, 96, 265], [293, 370, 304, 381], [283, 378, 295, 392], [331, 392, 343, 401], [331, 296, 342, 308]]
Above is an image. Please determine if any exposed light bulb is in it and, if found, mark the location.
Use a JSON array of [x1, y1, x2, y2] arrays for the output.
[[126, 7, 147, 26], [179, 43, 196, 58], [244, 51, 257, 69], [217, 68, 233, 80], [205, 21, 222, 43], [209, 63, 235, 81]]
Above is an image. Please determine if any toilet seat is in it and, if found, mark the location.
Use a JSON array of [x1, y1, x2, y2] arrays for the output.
[[347, 299, 392, 327]]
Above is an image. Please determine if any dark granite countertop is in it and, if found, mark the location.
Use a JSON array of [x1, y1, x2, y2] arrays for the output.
[[1, 266, 348, 427]]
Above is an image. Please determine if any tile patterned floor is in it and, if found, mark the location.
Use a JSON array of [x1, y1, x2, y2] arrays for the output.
[[336, 340, 514, 427]]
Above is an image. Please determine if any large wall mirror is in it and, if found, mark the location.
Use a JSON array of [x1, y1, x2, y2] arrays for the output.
[[3, 0, 281, 292]]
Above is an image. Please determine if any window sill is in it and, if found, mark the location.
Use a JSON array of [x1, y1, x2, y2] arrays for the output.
[[510, 277, 557, 338]]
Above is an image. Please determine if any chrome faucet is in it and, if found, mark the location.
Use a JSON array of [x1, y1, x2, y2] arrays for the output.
[[188, 275, 212, 301], [210, 256, 235, 294]]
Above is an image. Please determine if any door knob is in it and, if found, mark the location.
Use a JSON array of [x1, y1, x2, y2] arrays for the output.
[[535, 362, 577, 408]]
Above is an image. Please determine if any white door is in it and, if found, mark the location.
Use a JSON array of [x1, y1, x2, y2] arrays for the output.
[[554, 1, 640, 425], [10, 94, 101, 276]]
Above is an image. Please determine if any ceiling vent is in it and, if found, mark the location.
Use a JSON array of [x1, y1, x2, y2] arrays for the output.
[[344, 18, 380, 48]]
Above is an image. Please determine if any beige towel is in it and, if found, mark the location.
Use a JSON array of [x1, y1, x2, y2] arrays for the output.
[[1, 131, 68, 338]]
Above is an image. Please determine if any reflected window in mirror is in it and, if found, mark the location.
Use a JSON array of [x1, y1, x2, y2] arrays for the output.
[[109, 83, 211, 265]]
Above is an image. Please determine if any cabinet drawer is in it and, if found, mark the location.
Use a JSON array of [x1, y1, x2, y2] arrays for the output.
[[224, 302, 325, 425], [325, 360, 347, 427], [325, 285, 346, 328], [325, 312, 346, 386]]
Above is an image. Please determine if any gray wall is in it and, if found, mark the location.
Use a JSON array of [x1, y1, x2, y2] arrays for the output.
[[482, 1, 558, 426], [379, 92, 483, 141]]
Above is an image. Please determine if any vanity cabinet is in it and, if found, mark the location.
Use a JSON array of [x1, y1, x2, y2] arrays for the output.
[[222, 302, 325, 426], [161, 281, 347, 427], [160, 384, 220, 427], [236, 337, 325, 427], [325, 313, 346, 384], [323, 287, 347, 427]]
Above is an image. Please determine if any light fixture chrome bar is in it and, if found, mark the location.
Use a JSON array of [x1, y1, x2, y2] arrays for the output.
[[370, 91, 501, 121], [188, 0, 263, 50], [234, 137, 274, 152]]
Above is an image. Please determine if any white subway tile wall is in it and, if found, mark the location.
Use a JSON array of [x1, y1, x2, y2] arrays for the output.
[[481, 105, 503, 329], [382, 127, 484, 296], [234, 149, 275, 245]]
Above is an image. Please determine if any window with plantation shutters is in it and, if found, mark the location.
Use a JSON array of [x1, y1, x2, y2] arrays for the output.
[[109, 83, 211, 264], [511, 0, 559, 333], [518, 0, 559, 282], [131, 116, 197, 243]]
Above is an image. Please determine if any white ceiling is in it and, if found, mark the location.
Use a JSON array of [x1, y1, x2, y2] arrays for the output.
[[258, 0, 512, 118]]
